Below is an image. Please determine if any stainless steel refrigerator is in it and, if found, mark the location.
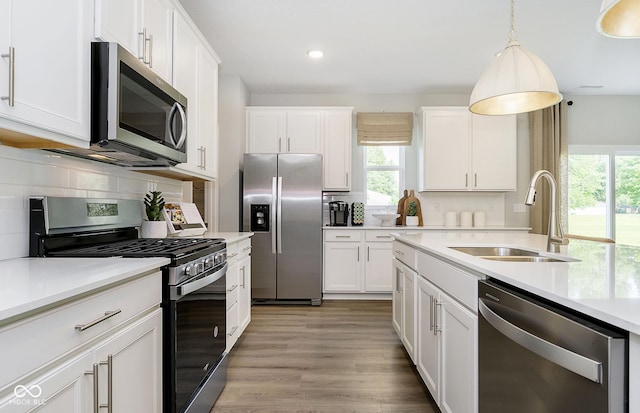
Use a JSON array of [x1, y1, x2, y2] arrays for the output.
[[242, 153, 323, 305]]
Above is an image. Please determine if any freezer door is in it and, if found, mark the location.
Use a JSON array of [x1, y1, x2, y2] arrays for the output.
[[277, 154, 323, 302], [243, 154, 278, 299]]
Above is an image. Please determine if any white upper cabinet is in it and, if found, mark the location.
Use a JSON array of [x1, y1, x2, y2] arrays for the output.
[[0, 0, 91, 145], [419, 107, 516, 191], [323, 109, 353, 191], [246, 108, 321, 154], [94, 0, 173, 82]]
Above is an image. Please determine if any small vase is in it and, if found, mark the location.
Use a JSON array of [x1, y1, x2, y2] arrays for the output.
[[140, 221, 168, 238], [406, 216, 419, 226]]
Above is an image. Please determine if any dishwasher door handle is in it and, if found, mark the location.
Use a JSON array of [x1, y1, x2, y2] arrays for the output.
[[478, 299, 603, 383]]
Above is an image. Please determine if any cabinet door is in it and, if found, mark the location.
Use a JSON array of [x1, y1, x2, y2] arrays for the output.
[[401, 268, 416, 362], [142, 0, 173, 82], [285, 110, 321, 153], [440, 293, 477, 413], [323, 242, 362, 292], [173, 13, 201, 170], [0, 0, 90, 141], [93, 309, 162, 413], [416, 276, 440, 403], [365, 242, 393, 292], [196, 47, 219, 177], [247, 110, 285, 153], [471, 114, 516, 191], [0, 352, 92, 412], [94, 0, 141, 58], [323, 110, 352, 190], [421, 108, 470, 191], [392, 260, 403, 337], [238, 254, 252, 334]]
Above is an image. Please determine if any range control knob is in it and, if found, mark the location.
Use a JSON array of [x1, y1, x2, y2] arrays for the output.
[[204, 257, 215, 268], [185, 265, 198, 277]]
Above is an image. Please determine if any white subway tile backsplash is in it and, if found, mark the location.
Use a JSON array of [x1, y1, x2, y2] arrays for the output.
[[0, 145, 185, 259]]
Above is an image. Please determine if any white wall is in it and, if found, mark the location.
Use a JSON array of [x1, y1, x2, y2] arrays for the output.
[[218, 75, 250, 231], [565, 95, 640, 145], [250, 93, 531, 228], [0, 145, 184, 260]]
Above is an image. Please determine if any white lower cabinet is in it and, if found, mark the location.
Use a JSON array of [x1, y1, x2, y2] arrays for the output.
[[394, 240, 478, 413], [226, 237, 252, 351], [323, 230, 396, 296], [392, 257, 416, 362], [0, 271, 163, 412]]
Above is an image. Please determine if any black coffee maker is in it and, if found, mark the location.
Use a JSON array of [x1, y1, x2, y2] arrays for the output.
[[329, 201, 349, 226]]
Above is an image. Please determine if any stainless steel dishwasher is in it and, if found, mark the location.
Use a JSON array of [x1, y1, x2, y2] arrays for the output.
[[478, 279, 627, 413]]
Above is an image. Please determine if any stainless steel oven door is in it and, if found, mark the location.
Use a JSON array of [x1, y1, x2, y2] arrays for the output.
[[168, 263, 227, 413]]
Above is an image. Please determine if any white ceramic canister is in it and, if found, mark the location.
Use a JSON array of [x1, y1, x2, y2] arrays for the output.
[[473, 211, 486, 228], [460, 211, 472, 227], [444, 211, 457, 227]]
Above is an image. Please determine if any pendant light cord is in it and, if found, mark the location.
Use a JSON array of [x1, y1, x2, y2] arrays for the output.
[[508, 0, 518, 43]]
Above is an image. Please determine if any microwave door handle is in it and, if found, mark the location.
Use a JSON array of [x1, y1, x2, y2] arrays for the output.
[[168, 103, 187, 149]]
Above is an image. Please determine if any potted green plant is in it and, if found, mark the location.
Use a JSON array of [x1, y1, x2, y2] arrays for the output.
[[406, 200, 419, 226], [140, 191, 167, 238]]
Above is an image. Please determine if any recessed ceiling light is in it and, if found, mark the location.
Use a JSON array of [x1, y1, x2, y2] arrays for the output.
[[307, 50, 324, 59]]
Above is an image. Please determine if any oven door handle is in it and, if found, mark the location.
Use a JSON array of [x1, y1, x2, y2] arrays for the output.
[[177, 263, 227, 298], [478, 298, 603, 383]]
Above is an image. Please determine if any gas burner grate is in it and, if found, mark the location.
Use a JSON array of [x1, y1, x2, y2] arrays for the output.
[[52, 237, 224, 258]]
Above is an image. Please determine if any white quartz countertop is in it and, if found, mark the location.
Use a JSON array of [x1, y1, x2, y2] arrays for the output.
[[0, 257, 170, 325], [392, 231, 640, 335], [195, 231, 253, 244], [324, 225, 530, 231]]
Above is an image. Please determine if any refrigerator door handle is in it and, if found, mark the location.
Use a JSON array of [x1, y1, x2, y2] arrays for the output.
[[271, 177, 277, 254], [277, 176, 283, 254]]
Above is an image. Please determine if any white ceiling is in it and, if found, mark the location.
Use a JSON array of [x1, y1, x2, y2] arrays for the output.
[[178, 0, 640, 97]]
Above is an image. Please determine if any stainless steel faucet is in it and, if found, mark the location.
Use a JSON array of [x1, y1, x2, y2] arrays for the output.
[[524, 170, 568, 253]]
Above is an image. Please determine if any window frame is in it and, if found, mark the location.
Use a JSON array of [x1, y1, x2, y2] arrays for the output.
[[362, 146, 406, 207], [568, 144, 640, 243]]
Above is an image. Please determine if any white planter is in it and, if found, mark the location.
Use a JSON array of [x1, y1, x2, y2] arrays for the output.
[[406, 216, 419, 226], [140, 221, 168, 238]]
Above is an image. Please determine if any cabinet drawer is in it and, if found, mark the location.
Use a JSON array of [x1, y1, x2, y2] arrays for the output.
[[365, 230, 396, 242], [0, 270, 161, 390], [416, 252, 478, 312], [226, 241, 240, 265], [324, 230, 363, 242], [392, 241, 416, 270]]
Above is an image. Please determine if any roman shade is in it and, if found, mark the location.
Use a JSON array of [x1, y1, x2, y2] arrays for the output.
[[356, 112, 413, 146]]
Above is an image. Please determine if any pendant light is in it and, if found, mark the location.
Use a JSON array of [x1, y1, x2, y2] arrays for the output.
[[469, 0, 562, 115], [597, 0, 640, 38]]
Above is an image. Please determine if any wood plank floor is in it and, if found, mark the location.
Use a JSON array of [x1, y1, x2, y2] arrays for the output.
[[211, 300, 439, 413]]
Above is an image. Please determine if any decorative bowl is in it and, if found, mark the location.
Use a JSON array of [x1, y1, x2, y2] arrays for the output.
[[372, 213, 400, 227]]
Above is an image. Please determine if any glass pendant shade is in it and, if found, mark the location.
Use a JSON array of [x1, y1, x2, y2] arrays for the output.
[[597, 0, 640, 38], [469, 40, 563, 115]]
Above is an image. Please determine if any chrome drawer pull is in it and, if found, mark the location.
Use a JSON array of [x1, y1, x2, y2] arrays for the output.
[[335, 235, 351, 239], [227, 326, 239, 337], [75, 310, 121, 332], [227, 284, 239, 292], [1, 47, 15, 107]]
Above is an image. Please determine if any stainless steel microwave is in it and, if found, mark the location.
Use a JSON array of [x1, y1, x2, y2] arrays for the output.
[[51, 42, 188, 167]]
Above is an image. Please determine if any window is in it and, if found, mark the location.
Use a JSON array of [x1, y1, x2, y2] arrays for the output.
[[363, 146, 404, 206], [568, 146, 640, 246]]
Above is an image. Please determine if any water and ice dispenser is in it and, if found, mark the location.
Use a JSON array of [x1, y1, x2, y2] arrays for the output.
[[250, 204, 270, 232]]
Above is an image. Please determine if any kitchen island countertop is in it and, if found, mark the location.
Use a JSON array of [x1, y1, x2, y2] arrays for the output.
[[392, 231, 640, 334], [0, 257, 169, 326], [324, 225, 531, 231]]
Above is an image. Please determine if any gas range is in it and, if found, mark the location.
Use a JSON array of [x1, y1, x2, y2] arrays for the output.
[[29, 196, 229, 413]]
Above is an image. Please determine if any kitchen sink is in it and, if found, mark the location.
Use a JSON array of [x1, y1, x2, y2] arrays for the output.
[[448, 246, 576, 263]]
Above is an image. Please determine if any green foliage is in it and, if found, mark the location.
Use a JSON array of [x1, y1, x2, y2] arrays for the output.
[[568, 155, 606, 210], [144, 191, 165, 221], [408, 201, 418, 216], [616, 156, 640, 207], [365, 146, 400, 205]]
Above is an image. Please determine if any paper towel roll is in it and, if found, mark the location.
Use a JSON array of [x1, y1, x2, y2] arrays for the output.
[[473, 211, 486, 228], [460, 211, 472, 227], [444, 211, 457, 227]]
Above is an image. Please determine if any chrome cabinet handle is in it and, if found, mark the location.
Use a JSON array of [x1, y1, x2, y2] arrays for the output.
[[434, 301, 442, 335], [345, 172, 349, 187], [429, 295, 434, 332], [287, 137, 290, 152], [376, 235, 392, 239], [227, 326, 239, 337], [99, 355, 113, 412], [278, 137, 282, 152], [465, 173, 468, 188], [241, 266, 246, 288], [357, 246, 360, 261], [228, 252, 239, 259], [474, 173, 478, 187], [227, 284, 238, 292], [335, 235, 351, 239], [202, 146, 207, 170], [367, 246, 370, 261], [242, 245, 252, 252], [395, 268, 401, 292], [147, 33, 153, 68], [85, 363, 99, 413], [138, 29, 146, 60], [75, 310, 121, 332], [479, 299, 603, 383], [1, 47, 15, 107], [394, 250, 405, 256]]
